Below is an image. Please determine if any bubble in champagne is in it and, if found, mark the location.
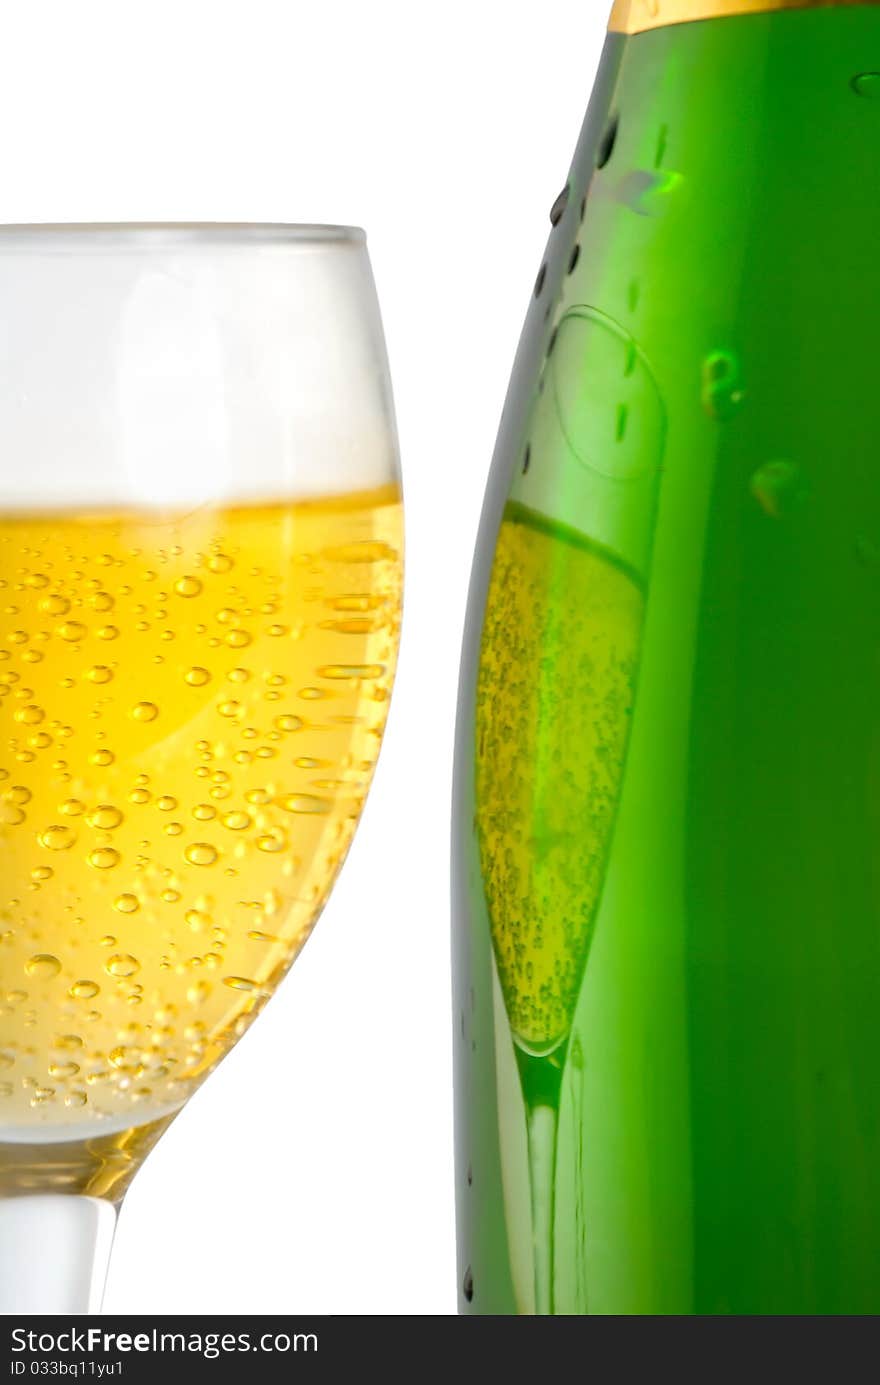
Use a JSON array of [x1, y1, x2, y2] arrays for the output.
[[105, 954, 140, 978], [317, 664, 385, 680], [275, 794, 332, 816], [185, 843, 218, 867], [89, 847, 120, 870], [174, 576, 202, 598], [39, 825, 76, 851], [256, 829, 288, 853], [185, 667, 211, 687], [132, 702, 159, 723], [25, 954, 61, 980], [48, 1060, 80, 1079], [88, 805, 123, 830], [69, 980, 100, 1000], [42, 594, 70, 616], [114, 894, 140, 915], [16, 704, 44, 725]]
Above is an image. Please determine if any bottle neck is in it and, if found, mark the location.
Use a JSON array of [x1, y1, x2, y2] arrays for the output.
[[609, 0, 878, 35]]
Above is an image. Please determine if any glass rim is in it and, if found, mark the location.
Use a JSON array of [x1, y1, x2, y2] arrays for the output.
[[0, 221, 367, 249]]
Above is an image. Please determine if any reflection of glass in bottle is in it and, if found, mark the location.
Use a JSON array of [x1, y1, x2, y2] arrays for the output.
[[454, 0, 880, 1316], [475, 309, 663, 1312]]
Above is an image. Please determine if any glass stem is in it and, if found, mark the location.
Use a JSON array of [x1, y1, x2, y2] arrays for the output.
[[525, 1100, 560, 1315], [0, 1195, 118, 1313], [517, 1044, 566, 1316]]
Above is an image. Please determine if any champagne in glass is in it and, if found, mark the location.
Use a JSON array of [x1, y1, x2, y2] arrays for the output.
[[454, 0, 880, 1314], [0, 224, 402, 1312]]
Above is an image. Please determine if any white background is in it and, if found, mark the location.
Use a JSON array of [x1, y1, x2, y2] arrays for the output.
[[0, 0, 604, 1316]]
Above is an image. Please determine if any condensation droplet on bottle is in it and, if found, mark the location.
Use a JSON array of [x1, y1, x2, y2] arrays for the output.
[[616, 168, 682, 217], [463, 1267, 474, 1303], [596, 114, 619, 169], [88, 804, 123, 830], [114, 893, 140, 915], [701, 350, 745, 421], [185, 667, 211, 687], [549, 184, 569, 226], [750, 459, 808, 519], [852, 72, 880, 98]]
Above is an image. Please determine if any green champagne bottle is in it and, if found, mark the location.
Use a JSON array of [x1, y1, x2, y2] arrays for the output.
[[453, 0, 880, 1315]]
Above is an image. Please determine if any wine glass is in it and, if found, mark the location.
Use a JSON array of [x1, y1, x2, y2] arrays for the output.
[[0, 224, 403, 1312]]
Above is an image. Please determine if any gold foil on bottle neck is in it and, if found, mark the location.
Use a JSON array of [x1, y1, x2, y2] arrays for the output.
[[609, 0, 879, 34]]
